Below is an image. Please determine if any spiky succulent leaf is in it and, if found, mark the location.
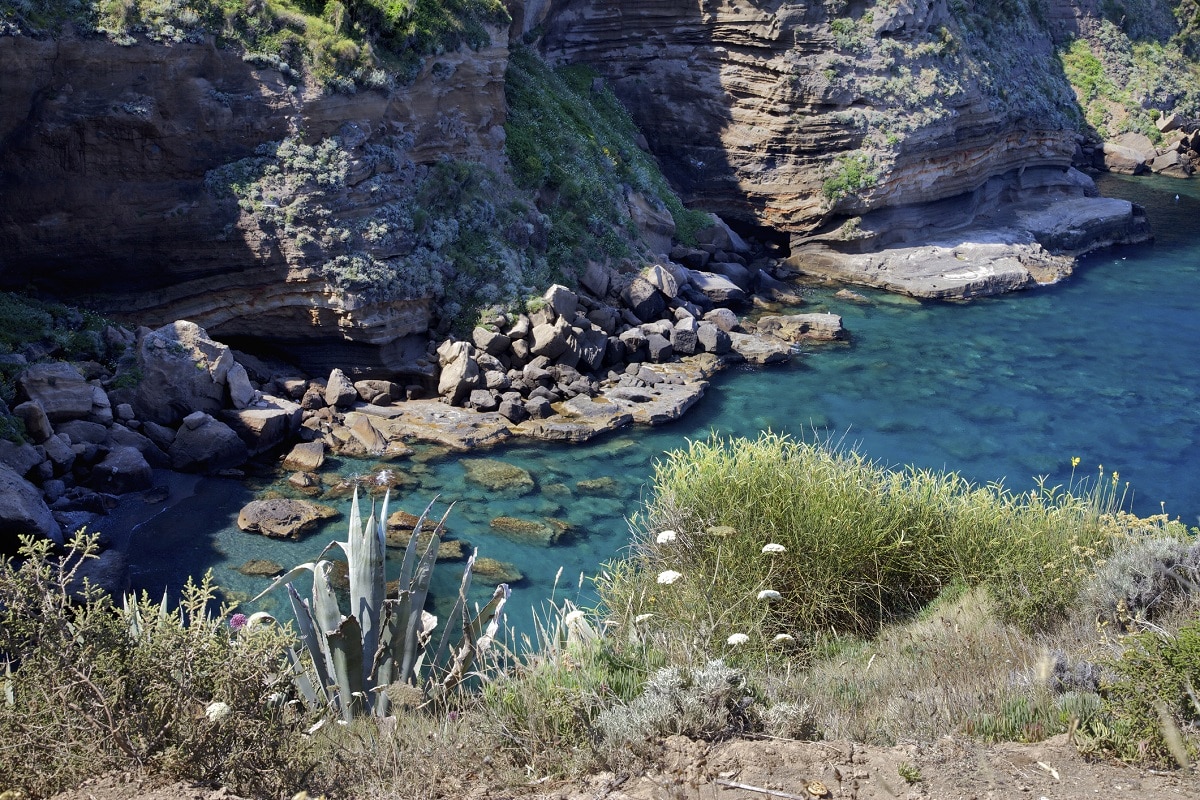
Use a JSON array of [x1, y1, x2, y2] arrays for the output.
[[327, 615, 366, 721]]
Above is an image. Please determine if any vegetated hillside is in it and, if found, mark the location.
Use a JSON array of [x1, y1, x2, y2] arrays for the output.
[[0, 0, 1198, 363]]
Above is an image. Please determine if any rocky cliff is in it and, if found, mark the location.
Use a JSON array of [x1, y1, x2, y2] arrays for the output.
[[0, 30, 510, 371], [2, 0, 1196, 358]]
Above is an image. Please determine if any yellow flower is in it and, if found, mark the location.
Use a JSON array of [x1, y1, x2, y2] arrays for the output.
[[1071, 456, 1080, 468], [1112, 471, 1119, 485]]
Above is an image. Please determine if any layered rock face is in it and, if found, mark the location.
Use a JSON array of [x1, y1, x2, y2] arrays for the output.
[[535, 0, 1150, 290], [0, 32, 508, 369]]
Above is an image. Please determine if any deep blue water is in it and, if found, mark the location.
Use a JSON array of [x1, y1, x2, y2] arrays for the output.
[[112, 173, 1200, 634]]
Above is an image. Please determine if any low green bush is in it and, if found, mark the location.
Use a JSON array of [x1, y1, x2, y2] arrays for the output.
[[0, 533, 319, 797], [1079, 619, 1200, 766]]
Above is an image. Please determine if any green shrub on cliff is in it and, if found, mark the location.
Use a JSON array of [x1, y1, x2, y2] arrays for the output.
[[504, 47, 710, 267], [2, 0, 507, 89]]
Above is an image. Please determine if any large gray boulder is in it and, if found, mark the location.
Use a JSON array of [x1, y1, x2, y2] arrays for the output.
[[168, 412, 249, 472], [221, 395, 303, 455], [0, 462, 60, 547], [12, 399, 53, 442], [756, 313, 847, 342], [17, 362, 100, 423], [324, 368, 359, 409], [133, 321, 234, 426], [437, 341, 481, 404], [622, 276, 667, 322], [688, 271, 748, 306], [543, 284, 579, 320], [227, 361, 257, 409], [88, 446, 153, 494], [531, 318, 571, 360]]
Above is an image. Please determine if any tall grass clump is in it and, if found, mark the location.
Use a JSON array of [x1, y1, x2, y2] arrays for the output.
[[601, 433, 1187, 662]]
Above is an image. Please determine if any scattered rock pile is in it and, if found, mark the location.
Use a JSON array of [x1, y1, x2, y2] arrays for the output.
[[1085, 116, 1200, 178]]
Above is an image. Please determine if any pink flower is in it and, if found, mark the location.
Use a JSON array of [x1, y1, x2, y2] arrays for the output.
[[229, 613, 248, 631]]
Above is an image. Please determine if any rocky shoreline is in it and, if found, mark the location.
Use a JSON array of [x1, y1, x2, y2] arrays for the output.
[[0, 221, 849, 596]]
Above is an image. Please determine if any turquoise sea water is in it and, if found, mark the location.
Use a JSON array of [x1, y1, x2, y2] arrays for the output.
[[113, 173, 1200, 635]]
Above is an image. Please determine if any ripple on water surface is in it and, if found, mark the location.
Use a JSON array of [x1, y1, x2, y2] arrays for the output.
[[119, 173, 1200, 635]]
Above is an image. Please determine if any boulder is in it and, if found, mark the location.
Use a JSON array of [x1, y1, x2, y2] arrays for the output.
[[645, 333, 674, 363], [467, 389, 499, 411], [706, 260, 752, 290], [622, 276, 667, 322], [324, 368, 358, 409], [353, 379, 403, 405], [1149, 150, 1193, 178], [696, 322, 732, 354], [728, 332, 791, 365], [12, 400, 52, 442], [0, 439, 45, 477], [0, 462, 60, 547], [41, 433, 76, 473], [237, 559, 285, 577], [580, 261, 615, 298], [499, 399, 529, 423], [626, 189, 676, 255], [471, 557, 524, 585], [133, 321, 234, 426], [754, 270, 808, 304], [282, 441, 325, 472], [17, 363, 96, 423], [489, 515, 561, 546], [221, 395, 303, 455], [169, 413, 250, 472], [530, 319, 570, 360], [644, 264, 680, 298], [1102, 142, 1146, 175], [106, 423, 169, 468], [87, 446, 153, 494], [1157, 112, 1182, 133], [543, 284, 579, 320], [471, 327, 511, 357], [227, 362, 257, 409], [756, 313, 847, 342], [237, 498, 338, 539], [671, 319, 699, 355], [689, 271, 748, 306], [437, 341, 480, 404]]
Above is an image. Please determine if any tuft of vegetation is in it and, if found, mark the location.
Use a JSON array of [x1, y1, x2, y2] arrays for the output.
[[601, 433, 1189, 659], [0, 533, 319, 798], [504, 46, 710, 268], [0, 0, 509, 89], [1059, 17, 1200, 140], [822, 153, 878, 203], [1080, 618, 1200, 766]]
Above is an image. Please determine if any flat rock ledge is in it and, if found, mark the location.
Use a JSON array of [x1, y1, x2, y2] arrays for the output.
[[345, 355, 725, 449], [789, 196, 1151, 300]]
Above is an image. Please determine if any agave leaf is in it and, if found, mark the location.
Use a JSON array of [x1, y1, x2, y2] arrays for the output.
[[431, 549, 477, 669], [311, 560, 343, 638], [371, 593, 413, 717], [285, 647, 319, 709], [288, 584, 336, 703], [327, 615, 366, 721], [398, 496, 441, 590], [248, 559, 324, 605], [399, 507, 450, 681], [351, 490, 388, 693]]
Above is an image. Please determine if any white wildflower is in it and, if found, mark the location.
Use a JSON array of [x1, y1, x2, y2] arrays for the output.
[[563, 609, 585, 626], [634, 613, 655, 623], [757, 589, 782, 601], [773, 634, 795, 644], [656, 570, 682, 585], [205, 701, 231, 723], [761, 543, 787, 554], [726, 633, 750, 646], [656, 530, 678, 545]]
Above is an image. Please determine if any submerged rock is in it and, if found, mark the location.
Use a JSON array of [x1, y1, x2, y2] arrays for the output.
[[237, 498, 338, 539], [237, 559, 285, 577], [471, 557, 524, 585], [489, 515, 563, 546], [463, 458, 536, 496]]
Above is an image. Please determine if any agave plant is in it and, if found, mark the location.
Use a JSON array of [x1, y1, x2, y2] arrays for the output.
[[253, 490, 509, 720]]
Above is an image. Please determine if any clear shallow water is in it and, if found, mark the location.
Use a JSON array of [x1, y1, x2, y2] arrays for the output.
[[115, 173, 1200, 635]]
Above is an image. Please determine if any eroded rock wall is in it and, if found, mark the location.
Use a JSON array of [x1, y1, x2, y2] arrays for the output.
[[535, 0, 1086, 242], [0, 32, 508, 370]]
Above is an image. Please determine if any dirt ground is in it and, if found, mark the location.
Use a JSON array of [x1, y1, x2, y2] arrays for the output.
[[45, 734, 1199, 800]]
